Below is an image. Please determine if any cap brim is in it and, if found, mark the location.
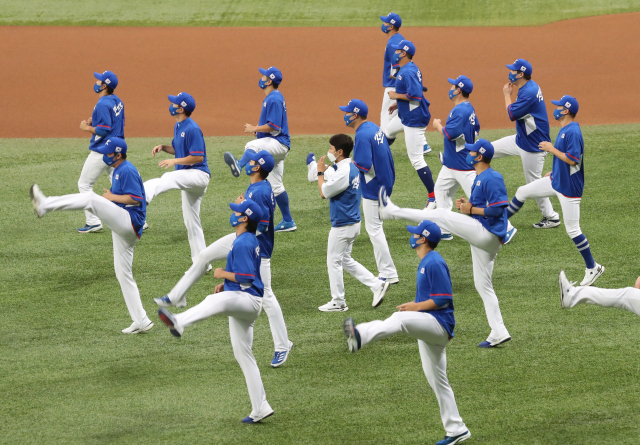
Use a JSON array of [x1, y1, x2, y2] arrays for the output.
[[406, 225, 423, 235], [447, 78, 458, 85], [338, 105, 351, 112], [167, 95, 181, 104], [465, 142, 481, 152], [93, 72, 105, 81], [505, 64, 517, 70], [380, 16, 390, 22], [229, 202, 244, 213], [258, 68, 268, 76], [550, 100, 563, 106]]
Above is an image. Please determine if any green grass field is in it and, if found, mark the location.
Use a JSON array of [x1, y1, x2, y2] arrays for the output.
[[1, 0, 639, 27], [1, 124, 640, 444]]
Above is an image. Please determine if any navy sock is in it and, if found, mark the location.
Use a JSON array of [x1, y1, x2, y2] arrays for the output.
[[507, 196, 524, 219], [275, 192, 293, 222], [572, 234, 595, 269], [416, 166, 435, 195]]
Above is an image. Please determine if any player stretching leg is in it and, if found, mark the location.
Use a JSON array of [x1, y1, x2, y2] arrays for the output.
[[379, 139, 512, 348], [340, 99, 399, 285], [224, 67, 296, 233], [155, 151, 293, 367], [507, 96, 604, 286], [384, 40, 436, 208], [30, 138, 153, 334], [560, 272, 640, 316], [308, 134, 391, 312], [379, 13, 404, 136], [343, 221, 470, 445], [158, 199, 274, 424], [77, 70, 125, 233], [143, 93, 211, 266]]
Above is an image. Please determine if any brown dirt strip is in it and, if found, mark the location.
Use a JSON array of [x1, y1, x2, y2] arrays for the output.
[[0, 13, 638, 139]]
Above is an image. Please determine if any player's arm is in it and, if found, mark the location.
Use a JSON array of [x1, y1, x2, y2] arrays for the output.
[[539, 133, 580, 166], [318, 160, 349, 200], [102, 188, 139, 205], [505, 89, 534, 121], [102, 173, 145, 205], [397, 300, 441, 311], [213, 269, 240, 282], [537, 142, 577, 166], [245, 124, 274, 133], [214, 243, 258, 283], [152, 144, 175, 156], [81, 104, 112, 136], [352, 139, 373, 175], [437, 112, 464, 139], [246, 101, 284, 133]]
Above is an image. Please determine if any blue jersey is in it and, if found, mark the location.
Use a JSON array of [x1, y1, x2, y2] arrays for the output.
[[246, 180, 275, 258], [507, 80, 550, 153], [469, 168, 509, 239], [89, 95, 125, 151], [257, 90, 290, 148], [415, 251, 455, 338], [443, 101, 480, 172], [353, 121, 396, 200], [383, 33, 404, 88], [224, 231, 264, 297], [395, 62, 431, 128], [110, 160, 146, 238], [551, 122, 585, 198], [328, 160, 362, 227], [172, 118, 210, 176]]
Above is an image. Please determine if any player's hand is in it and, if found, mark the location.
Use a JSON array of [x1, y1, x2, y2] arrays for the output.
[[634, 276, 640, 289], [213, 268, 226, 279], [388, 103, 398, 114], [455, 197, 464, 210], [235, 192, 245, 204], [317, 156, 328, 172], [159, 159, 176, 169], [397, 302, 419, 312], [432, 118, 442, 129], [538, 141, 554, 152], [151, 145, 164, 157], [102, 188, 115, 201], [244, 123, 256, 134], [458, 197, 471, 214], [86, 117, 92, 125], [79, 120, 91, 131], [503, 83, 513, 96], [545, 172, 551, 177], [214, 283, 225, 294]]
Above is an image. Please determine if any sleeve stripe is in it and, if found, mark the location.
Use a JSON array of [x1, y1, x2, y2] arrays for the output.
[[129, 194, 143, 200], [488, 200, 508, 206], [507, 104, 514, 120], [430, 293, 452, 297], [260, 220, 269, 223], [235, 273, 255, 277], [443, 128, 451, 141], [96, 125, 111, 128], [566, 152, 580, 162], [189, 151, 204, 154], [353, 162, 369, 172], [406, 94, 421, 100], [267, 121, 281, 129]]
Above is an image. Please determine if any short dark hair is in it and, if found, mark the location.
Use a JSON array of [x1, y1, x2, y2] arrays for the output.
[[568, 111, 576, 118], [105, 84, 114, 95], [120, 153, 127, 160], [406, 53, 413, 60], [392, 25, 400, 32], [258, 166, 269, 179], [245, 218, 258, 233], [427, 240, 439, 250], [271, 81, 280, 89], [523, 73, 531, 81], [184, 110, 192, 117], [329, 134, 354, 158], [461, 91, 470, 98]]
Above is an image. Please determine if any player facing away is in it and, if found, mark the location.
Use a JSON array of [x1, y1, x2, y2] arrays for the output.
[[143, 93, 210, 266], [307, 134, 391, 312], [155, 151, 293, 367], [77, 70, 125, 233], [343, 221, 470, 445], [340, 99, 399, 285], [379, 12, 404, 135], [224, 67, 296, 233], [384, 40, 436, 208], [507, 96, 604, 286], [158, 199, 274, 424], [492, 59, 560, 229], [30, 138, 153, 334], [560, 272, 640, 316], [378, 139, 513, 348]]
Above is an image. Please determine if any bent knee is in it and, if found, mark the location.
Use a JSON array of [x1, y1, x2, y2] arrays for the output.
[[565, 224, 582, 239], [411, 158, 427, 170]]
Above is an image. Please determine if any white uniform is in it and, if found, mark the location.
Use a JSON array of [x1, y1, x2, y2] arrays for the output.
[[435, 166, 475, 213], [78, 151, 114, 226], [384, 117, 428, 170], [380, 87, 398, 134], [565, 285, 640, 316], [243, 138, 289, 197]]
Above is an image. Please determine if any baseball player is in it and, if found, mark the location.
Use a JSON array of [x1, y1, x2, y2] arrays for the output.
[[307, 134, 391, 311], [77, 70, 125, 233], [492, 59, 560, 228], [560, 271, 640, 316], [224, 67, 296, 233], [155, 151, 293, 367], [30, 137, 153, 334], [378, 139, 512, 348], [339, 99, 399, 285], [384, 40, 436, 208], [143, 93, 210, 265], [157, 199, 274, 424], [379, 13, 404, 135], [343, 220, 470, 445], [507, 96, 604, 286]]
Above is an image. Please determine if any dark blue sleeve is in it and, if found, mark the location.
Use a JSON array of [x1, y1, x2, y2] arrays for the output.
[[427, 261, 453, 300], [484, 176, 509, 208], [443, 110, 464, 140], [483, 206, 503, 217], [93, 103, 113, 132], [231, 239, 257, 284], [394, 72, 407, 94], [507, 90, 535, 121], [403, 70, 423, 100], [353, 136, 373, 173], [563, 130, 583, 164], [119, 170, 144, 204], [95, 127, 109, 137], [265, 99, 283, 131], [255, 190, 272, 226], [186, 128, 206, 157]]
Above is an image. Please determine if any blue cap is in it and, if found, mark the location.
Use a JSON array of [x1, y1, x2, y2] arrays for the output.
[[259, 67, 283, 85], [94, 71, 118, 89], [465, 139, 494, 160], [168, 92, 196, 113], [407, 220, 442, 244], [391, 39, 416, 56], [380, 13, 402, 28], [339, 99, 368, 117], [229, 199, 263, 223], [247, 150, 275, 173], [506, 58, 532, 76], [447, 75, 473, 94], [551, 95, 579, 114], [95, 137, 127, 155]]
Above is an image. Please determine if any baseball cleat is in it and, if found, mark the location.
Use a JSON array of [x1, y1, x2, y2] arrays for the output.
[[271, 341, 294, 368], [379, 276, 400, 285], [533, 217, 561, 229], [424, 200, 437, 210], [242, 410, 274, 424], [143, 221, 149, 231], [440, 233, 454, 241], [343, 317, 361, 352], [318, 301, 348, 312], [274, 220, 297, 232], [121, 320, 154, 334], [377, 185, 398, 220], [503, 226, 517, 244], [436, 430, 471, 445], [30, 184, 46, 217], [372, 280, 391, 307], [423, 142, 432, 154], [77, 224, 103, 233], [154, 295, 187, 309], [206, 264, 213, 274], [223, 152, 241, 177], [158, 308, 184, 337], [558, 270, 577, 309], [387, 137, 396, 146], [438, 151, 444, 165], [580, 263, 605, 286], [306, 152, 316, 165], [478, 334, 511, 348]]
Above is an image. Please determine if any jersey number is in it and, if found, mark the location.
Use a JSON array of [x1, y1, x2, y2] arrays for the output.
[[469, 112, 476, 126], [416, 69, 422, 82], [374, 130, 385, 145], [113, 102, 124, 116], [536, 88, 544, 103]]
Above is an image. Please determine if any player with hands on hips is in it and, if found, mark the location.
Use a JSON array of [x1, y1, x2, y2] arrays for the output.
[[507, 96, 604, 286], [379, 12, 404, 136], [560, 271, 640, 317], [308, 134, 391, 312], [143, 92, 211, 266], [224, 67, 296, 233], [30, 138, 153, 334], [378, 139, 512, 348], [384, 40, 436, 208], [77, 70, 125, 233], [343, 220, 470, 445]]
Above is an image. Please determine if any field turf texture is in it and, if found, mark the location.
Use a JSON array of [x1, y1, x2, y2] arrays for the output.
[[1, 125, 639, 444]]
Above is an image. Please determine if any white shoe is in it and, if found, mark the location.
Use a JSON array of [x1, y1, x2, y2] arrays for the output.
[[377, 186, 398, 221], [372, 280, 391, 307], [318, 301, 348, 312], [379, 276, 399, 285], [580, 263, 605, 286], [558, 270, 576, 309], [30, 184, 46, 217], [206, 264, 213, 274], [121, 320, 154, 334], [424, 200, 437, 210], [438, 151, 444, 165], [143, 221, 149, 230]]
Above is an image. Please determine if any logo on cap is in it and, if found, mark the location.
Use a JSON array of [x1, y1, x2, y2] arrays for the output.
[[390, 19, 396, 24], [520, 66, 527, 72], [353, 107, 360, 113], [245, 208, 253, 216], [422, 229, 430, 237], [104, 78, 111, 84], [258, 158, 265, 165], [269, 74, 275, 79], [115, 146, 122, 153], [565, 102, 572, 108], [458, 82, 464, 88], [181, 101, 187, 107], [403, 45, 409, 51], [479, 147, 486, 154]]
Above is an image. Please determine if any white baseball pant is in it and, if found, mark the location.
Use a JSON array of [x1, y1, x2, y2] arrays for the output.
[[39, 191, 150, 328], [78, 151, 114, 226], [384, 206, 510, 340], [356, 311, 468, 437], [380, 87, 398, 134], [565, 285, 640, 316], [174, 291, 273, 419], [491, 135, 558, 220], [327, 222, 382, 306], [244, 138, 289, 196], [168, 232, 290, 352], [384, 116, 428, 170], [144, 169, 210, 262], [363, 198, 398, 280]]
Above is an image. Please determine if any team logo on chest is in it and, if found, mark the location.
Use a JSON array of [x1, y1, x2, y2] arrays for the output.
[[181, 132, 185, 137], [476, 180, 481, 186], [420, 268, 425, 274]]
